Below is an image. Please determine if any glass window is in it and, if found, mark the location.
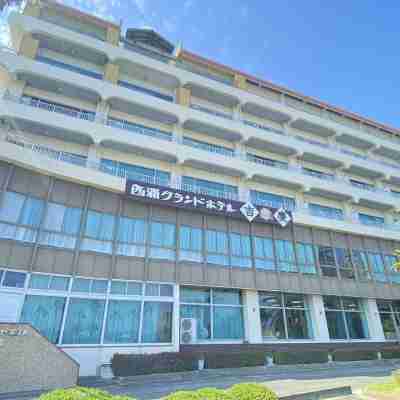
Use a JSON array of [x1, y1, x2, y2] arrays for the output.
[[180, 287, 243, 341], [259, 292, 312, 340], [160, 284, 173, 297], [116, 217, 146, 258], [377, 301, 399, 340], [275, 240, 296, 272], [206, 230, 229, 266], [29, 274, 50, 290], [150, 222, 176, 260], [325, 310, 347, 339], [230, 233, 252, 268], [296, 243, 317, 274], [71, 278, 91, 293], [145, 283, 159, 296], [317, 246, 338, 278], [42, 203, 82, 235], [352, 250, 371, 281], [368, 253, 387, 283], [179, 226, 202, 262], [20, 295, 66, 343], [127, 282, 143, 296], [104, 300, 141, 343], [141, 302, 173, 343], [91, 280, 108, 294], [3, 271, 26, 288], [81, 210, 115, 254], [254, 236, 275, 270], [182, 176, 238, 200], [250, 190, 295, 211], [62, 298, 105, 344], [20, 196, 45, 227], [335, 248, 355, 279], [309, 204, 343, 220], [359, 213, 384, 227], [0, 192, 25, 223]]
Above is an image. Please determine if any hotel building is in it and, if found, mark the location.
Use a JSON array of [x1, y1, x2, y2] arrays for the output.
[[0, 0, 400, 376]]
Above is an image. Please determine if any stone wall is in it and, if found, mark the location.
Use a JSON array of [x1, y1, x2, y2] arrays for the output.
[[0, 323, 79, 394]]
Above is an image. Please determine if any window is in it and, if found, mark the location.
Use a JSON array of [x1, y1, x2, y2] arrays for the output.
[[145, 283, 174, 297], [179, 226, 202, 262], [39, 202, 82, 249], [62, 298, 106, 344], [180, 287, 244, 341], [101, 159, 170, 186], [2, 270, 26, 288], [335, 248, 355, 279], [359, 213, 384, 227], [71, 278, 108, 294], [0, 191, 45, 243], [296, 243, 317, 274], [377, 301, 399, 340], [29, 274, 70, 291], [352, 250, 371, 281], [323, 296, 369, 340], [150, 222, 176, 260], [141, 302, 173, 343], [104, 300, 141, 344], [384, 255, 400, 284], [20, 295, 66, 343], [110, 281, 143, 296], [182, 177, 238, 200], [206, 230, 229, 266], [309, 204, 344, 221], [81, 210, 115, 254], [230, 233, 252, 268], [259, 292, 313, 340], [275, 240, 296, 272], [254, 236, 275, 270], [116, 217, 146, 257], [368, 253, 387, 283], [317, 246, 337, 277], [250, 191, 295, 211]]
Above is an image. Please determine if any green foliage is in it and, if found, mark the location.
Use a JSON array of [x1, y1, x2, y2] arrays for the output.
[[163, 388, 233, 400], [332, 350, 377, 362], [273, 351, 328, 365], [205, 351, 266, 369], [163, 391, 201, 400], [226, 383, 278, 400], [39, 387, 135, 400], [381, 350, 400, 360], [394, 250, 400, 272], [393, 370, 400, 385]]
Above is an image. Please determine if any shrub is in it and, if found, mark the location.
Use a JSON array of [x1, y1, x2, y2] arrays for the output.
[[163, 391, 201, 400], [381, 350, 400, 360], [205, 351, 266, 369], [226, 383, 278, 400], [273, 351, 328, 365], [111, 352, 199, 377], [332, 350, 377, 362], [196, 388, 233, 400], [392, 369, 400, 385], [39, 387, 135, 400]]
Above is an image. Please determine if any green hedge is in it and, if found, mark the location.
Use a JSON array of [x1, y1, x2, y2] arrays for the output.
[[381, 350, 400, 360], [205, 351, 266, 369], [39, 387, 135, 400], [273, 351, 329, 365], [332, 350, 377, 362], [111, 352, 199, 377]]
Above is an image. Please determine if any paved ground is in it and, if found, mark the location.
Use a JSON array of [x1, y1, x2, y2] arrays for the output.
[[87, 363, 397, 400]]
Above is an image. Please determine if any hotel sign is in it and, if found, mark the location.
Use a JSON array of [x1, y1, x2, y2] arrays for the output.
[[125, 180, 292, 227]]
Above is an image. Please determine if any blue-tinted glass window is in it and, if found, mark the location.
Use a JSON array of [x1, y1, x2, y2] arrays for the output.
[[206, 230, 229, 266], [250, 190, 295, 211], [230, 233, 252, 268], [309, 204, 344, 220], [275, 240, 296, 272], [254, 236, 275, 270]]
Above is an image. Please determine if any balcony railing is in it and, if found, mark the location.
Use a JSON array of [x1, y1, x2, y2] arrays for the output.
[[118, 80, 174, 102], [180, 183, 239, 201], [6, 134, 87, 167], [244, 120, 284, 135], [302, 168, 335, 181], [182, 137, 234, 157], [10, 94, 96, 122], [190, 104, 233, 120], [36, 56, 103, 80], [107, 117, 173, 141], [247, 153, 288, 169], [350, 180, 376, 192]]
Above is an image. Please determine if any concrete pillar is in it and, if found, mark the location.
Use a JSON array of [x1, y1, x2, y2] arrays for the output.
[[363, 299, 385, 340], [239, 178, 250, 202], [87, 144, 100, 169], [104, 63, 120, 84], [18, 34, 39, 59], [308, 295, 330, 341], [242, 290, 262, 344], [106, 26, 120, 46], [176, 87, 191, 107], [95, 101, 109, 124], [233, 74, 247, 90]]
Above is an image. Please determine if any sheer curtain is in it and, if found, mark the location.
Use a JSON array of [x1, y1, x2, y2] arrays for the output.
[[104, 300, 141, 343], [62, 298, 105, 344], [20, 295, 66, 343], [116, 217, 146, 257], [213, 306, 243, 339], [141, 302, 173, 343], [82, 210, 115, 253]]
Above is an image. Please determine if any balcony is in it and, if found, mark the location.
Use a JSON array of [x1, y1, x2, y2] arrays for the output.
[[190, 103, 233, 120], [182, 137, 234, 157], [118, 80, 174, 102], [36, 56, 103, 80], [106, 117, 173, 142], [18, 94, 96, 122], [247, 153, 288, 170], [302, 168, 335, 181]]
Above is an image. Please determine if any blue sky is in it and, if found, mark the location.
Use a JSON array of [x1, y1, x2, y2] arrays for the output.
[[1, 0, 400, 128]]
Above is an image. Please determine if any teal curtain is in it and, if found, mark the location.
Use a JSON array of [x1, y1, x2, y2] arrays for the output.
[[104, 300, 141, 343], [141, 302, 173, 343], [21, 295, 66, 343], [20, 196, 45, 227], [213, 306, 243, 339], [117, 217, 145, 244], [0, 192, 25, 223], [62, 298, 105, 344]]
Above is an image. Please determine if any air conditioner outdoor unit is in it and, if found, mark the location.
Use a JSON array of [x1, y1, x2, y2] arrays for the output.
[[180, 318, 197, 344]]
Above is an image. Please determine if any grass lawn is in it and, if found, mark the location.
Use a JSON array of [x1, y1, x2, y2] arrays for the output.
[[364, 378, 400, 400]]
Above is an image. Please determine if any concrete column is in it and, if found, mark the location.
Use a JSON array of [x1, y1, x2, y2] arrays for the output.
[[176, 87, 191, 107], [18, 33, 39, 59], [233, 74, 247, 90], [95, 101, 109, 124], [239, 178, 250, 202], [308, 295, 330, 341], [104, 63, 120, 84], [363, 299, 385, 340], [87, 144, 100, 169], [106, 26, 121, 46], [242, 290, 262, 344]]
